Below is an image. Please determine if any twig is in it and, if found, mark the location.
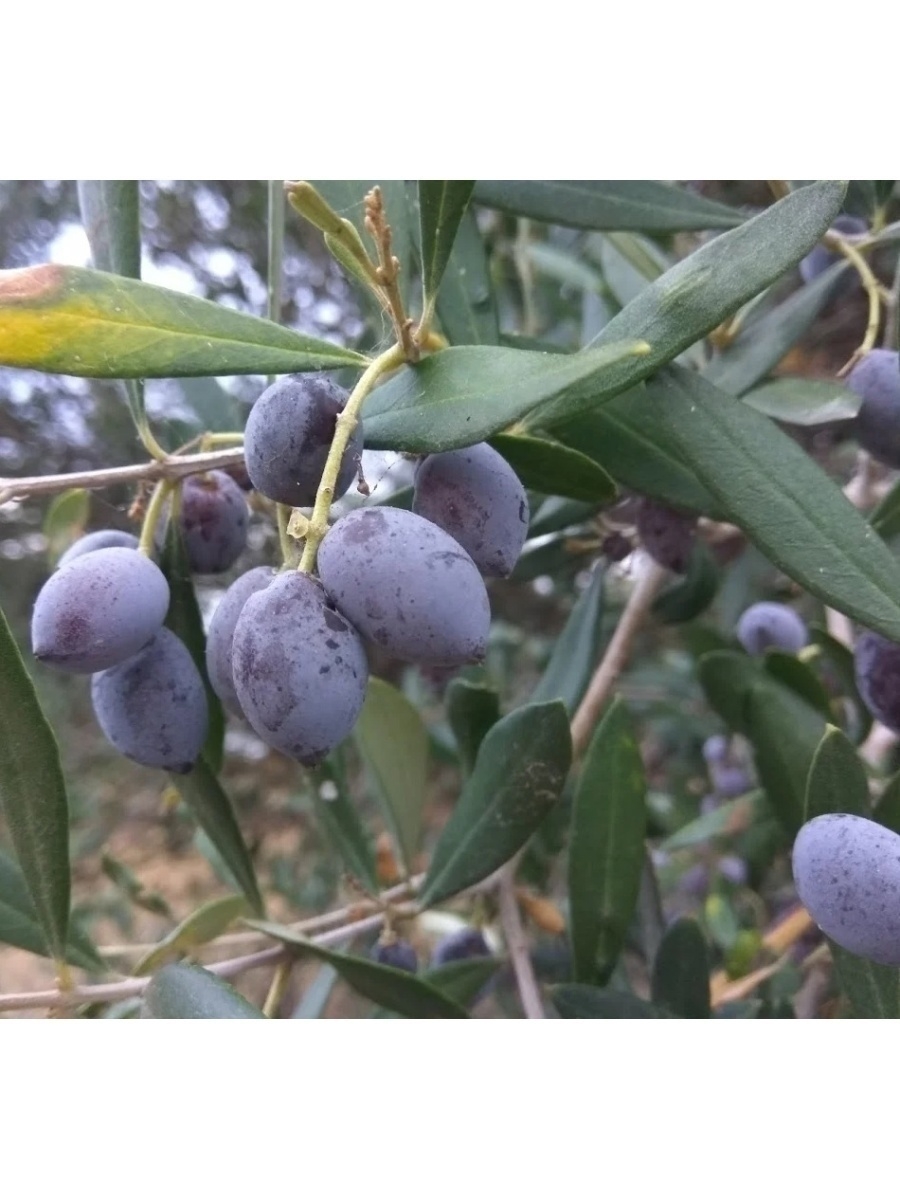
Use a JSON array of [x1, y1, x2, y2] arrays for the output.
[[0, 447, 246, 506], [0, 909, 388, 1013], [570, 560, 669, 759], [497, 868, 544, 1019]]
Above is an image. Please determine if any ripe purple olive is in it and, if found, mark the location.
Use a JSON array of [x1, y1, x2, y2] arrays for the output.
[[317, 507, 491, 667], [243, 375, 364, 507], [177, 470, 248, 574], [31, 547, 170, 673], [636, 499, 696, 574], [57, 529, 139, 567], [205, 566, 277, 717], [232, 571, 369, 766], [736, 602, 808, 656], [413, 442, 529, 578], [847, 349, 900, 469], [854, 629, 900, 733]]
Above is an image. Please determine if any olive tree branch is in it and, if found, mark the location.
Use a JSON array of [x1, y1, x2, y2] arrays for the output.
[[0, 446, 247, 507], [497, 867, 544, 1018]]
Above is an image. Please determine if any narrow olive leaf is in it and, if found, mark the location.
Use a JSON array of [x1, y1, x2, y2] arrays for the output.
[[874, 773, 900, 834], [704, 262, 848, 396], [132, 894, 249, 976], [423, 958, 499, 1006], [531, 566, 606, 714], [419, 701, 572, 908], [807, 625, 872, 745], [804, 726, 868, 824], [526, 241, 606, 292], [312, 762, 379, 893], [245, 921, 469, 1018], [745, 682, 828, 837], [354, 678, 428, 876], [473, 180, 745, 232], [652, 541, 719, 624], [160, 522, 224, 773], [568, 697, 647, 983], [141, 962, 265, 1019], [531, 181, 847, 429], [292, 963, 340, 1019], [0, 603, 70, 960], [77, 181, 147, 428], [0, 848, 104, 970], [418, 181, 475, 308], [490, 433, 616, 504], [171, 758, 263, 915], [589, 232, 668, 310], [831, 951, 900, 1019], [435, 208, 500, 346], [0, 265, 367, 378], [364, 340, 650, 454], [553, 390, 725, 518], [642, 366, 900, 642], [741, 377, 859, 426], [698, 650, 765, 734], [446, 680, 501, 777], [661, 793, 763, 852], [529, 497, 598, 538], [44, 488, 90, 566], [312, 180, 413, 309], [511, 536, 592, 584], [551, 984, 667, 1018], [869, 477, 900, 541], [651, 918, 711, 1018], [764, 652, 833, 721], [77, 181, 140, 278]]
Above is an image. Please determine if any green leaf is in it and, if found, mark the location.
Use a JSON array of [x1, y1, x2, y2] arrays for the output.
[[292, 963, 340, 1018], [312, 180, 413, 309], [418, 181, 475, 309], [246, 922, 469, 1018], [651, 918, 711, 1017], [473, 180, 745, 232], [0, 603, 70, 961], [831, 951, 900, 1019], [531, 566, 606, 713], [159, 521, 224, 773], [435, 208, 499, 346], [171, 757, 263, 915], [0, 847, 103, 970], [588, 232, 670, 310], [698, 650, 765, 733], [553, 390, 724, 517], [133, 894, 249, 975], [529, 497, 598, 538], [0, 265, 367, 378], [704, 262, 848, 396], [77, 181, 147, 428], [764, 651, 833, 721], [651, 541, 719, 624], [568, 697, 647, 983], [445, 680, 501, 777], [526, 241, 605, 292], [804, 725, 868, 823], [741, 376, 859, 425], [551, 984, 667, 1018], [807, 626, 872, 744], [312, 761, 378, 893], [43, 488, 90, 567], [490, 433, 616, 504], [873, 772, 900, 833], [141, 962, 265, 1018], [639, 366, 900, 642], [869, 477, 900, 541], [419, 701, 572, 907], [744, 682, 827, 836], [354, 678, 428, 876], [423, 957, 499, 1006], [660, 792, 763, 852], [364, 340, 650, 454], [77, 180, 140, 278], [532, 181, 847, 429]]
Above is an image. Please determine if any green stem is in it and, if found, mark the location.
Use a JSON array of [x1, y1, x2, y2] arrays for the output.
[[262, 959, 293, 1018], [136, 414, 169, 463], [139, 480, 174, 556], [276, 503, 296, 567], [298, 342, 405, 574]]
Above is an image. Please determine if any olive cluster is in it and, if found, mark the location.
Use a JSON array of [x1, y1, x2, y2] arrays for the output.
[[30, 375, 529, 774]]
